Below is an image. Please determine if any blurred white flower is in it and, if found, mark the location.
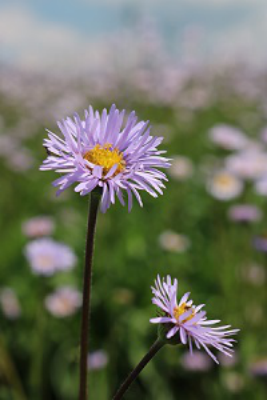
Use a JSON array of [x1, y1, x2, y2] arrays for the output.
[[158, 230, 190, 253], [223, 372, 244, 393], [168, 155, 194, 181], [218, 352, 238, 367], [207, 171, 243, 201], [225, 150, 267, 180], [254, 177, 267, 196], [25, 238, 76, 276], [0, 288, 21, 319], [209, 124, 248, 151], [22, 216, 55, 238], [241, 264, 266, 286], [5, 147, 35, 172], [45, 287, 82, 317], [181, 351, 212, 372], [87, 350, 109, 371]]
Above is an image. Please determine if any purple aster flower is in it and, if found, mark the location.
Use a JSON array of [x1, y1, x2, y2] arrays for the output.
[[227, 204, 262, 223], [40, 104, 170, 212], [25, 238, 76, 276], [253, 235, 267, 253], [87, 350, 109, 371], [45, 286, 82, 317], [150, 275, 239, 364]]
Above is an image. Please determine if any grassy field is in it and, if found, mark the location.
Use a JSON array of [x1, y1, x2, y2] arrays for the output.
[[0, 65, 267, 399]]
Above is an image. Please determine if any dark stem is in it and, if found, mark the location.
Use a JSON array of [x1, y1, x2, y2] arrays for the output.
[[78, 190, 101, 400], [112, 339, 164, 400]]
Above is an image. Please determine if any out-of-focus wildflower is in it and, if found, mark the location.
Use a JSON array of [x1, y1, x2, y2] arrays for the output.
[[225, 150, 267, 180], [158, 231, 190, 253], [218, 352, 238, 367], [168, 155, 194, 181], [5, 147, 35, 172], [25, 238, 76, 276], [150, 275, 239, 363], [22, 216, 55, 238], [181, 351, 212, 372], [223, 372, 244, 393], [209, 124, 248, 151], [87, 350, 109, 371], [40, 104, 170, 212], [0, 288, 21, 319], [227, 204, 262, 223], [207, 171, 243, 201], [241, 264, 266, 286], [45, 287, 82, 317], [253, 235, 267, 253], [249, 358, 267, 377], [254, 177, 267, 196]]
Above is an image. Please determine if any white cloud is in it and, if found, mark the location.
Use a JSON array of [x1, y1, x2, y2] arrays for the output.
[[0, 5, 112, 73]]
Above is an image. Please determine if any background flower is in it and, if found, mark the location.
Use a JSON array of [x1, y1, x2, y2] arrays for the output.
[[25, 238, 76, 275], [45, 286, 82, 317]]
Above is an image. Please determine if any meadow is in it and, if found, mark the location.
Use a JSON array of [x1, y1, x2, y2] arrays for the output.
[[0, 63, 267, 399]]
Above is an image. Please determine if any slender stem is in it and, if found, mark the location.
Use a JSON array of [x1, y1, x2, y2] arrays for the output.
[[0, 335, 28, 400], [78, 190, 101, 400], [113, 339, 164, 400]]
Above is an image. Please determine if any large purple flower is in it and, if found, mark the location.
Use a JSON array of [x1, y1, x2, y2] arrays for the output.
[[150, 275, 239, 364], [40, 105, 170, 212]]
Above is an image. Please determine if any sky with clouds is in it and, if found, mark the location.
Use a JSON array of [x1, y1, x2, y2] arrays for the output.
[[0, 0, 266, 74]]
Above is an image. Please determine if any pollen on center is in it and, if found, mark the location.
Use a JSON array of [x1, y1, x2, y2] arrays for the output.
[[83, 143, 126, 176], [174, 303, 195, 323]]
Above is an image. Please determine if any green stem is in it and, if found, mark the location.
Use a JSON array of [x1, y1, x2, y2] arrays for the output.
[[78, 190, 101, 400], [112, 339, 164, 400], [0, 335, 28, 400]]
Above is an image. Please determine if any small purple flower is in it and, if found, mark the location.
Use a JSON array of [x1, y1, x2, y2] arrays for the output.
[[45, 286, 82, 317], [150, 275, 239, 364], [25, 238, 76, 276], [228, 204, 262, 223], [181, 351, 212, 371], [249, 358, 267, 377], [22, 216, 55, 238], [87, 350, 109, 371], [253, 235, 267, 253], [40, 104, 170, 212]]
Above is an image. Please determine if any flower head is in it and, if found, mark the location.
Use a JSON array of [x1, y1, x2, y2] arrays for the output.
[[207, 171, 243, 201], [150, 275, 239, 364], [25, 238, 76, 276], [87, 350, 109, 371], [22, 216, 55, 238], [45, 286, 82, 317], [40, 104, 170, 212]]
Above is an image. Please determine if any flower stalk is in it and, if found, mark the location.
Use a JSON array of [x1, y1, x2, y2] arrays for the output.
[[112, 339, 164, 400], [78, 189, 101, 400]]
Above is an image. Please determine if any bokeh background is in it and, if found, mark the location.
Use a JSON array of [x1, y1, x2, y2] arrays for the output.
[[1, 0, 267, 399]]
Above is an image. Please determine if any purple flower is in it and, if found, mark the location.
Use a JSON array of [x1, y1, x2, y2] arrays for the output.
[[87, 350, 109, 371], [40, 104, 170, 212], [45, 286, 82, 317], [22, 216, 55, 238], [25, 238, 76, 276], [150, 275, 239, 364], [253, 235, 267, 253], [227, 204, 262, 223], [181, 351, 212, 372]]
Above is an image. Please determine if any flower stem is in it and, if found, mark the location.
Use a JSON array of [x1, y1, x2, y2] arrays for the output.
[[78, 190, 101, 400], [112, 339, 164, 400]]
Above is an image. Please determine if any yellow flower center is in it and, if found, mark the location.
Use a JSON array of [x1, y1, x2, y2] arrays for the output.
[[83, 143, 126, 176], [173, 303, 195, 323]]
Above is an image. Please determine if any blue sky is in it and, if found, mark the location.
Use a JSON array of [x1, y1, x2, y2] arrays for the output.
[[0, 0, 266, 73]]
